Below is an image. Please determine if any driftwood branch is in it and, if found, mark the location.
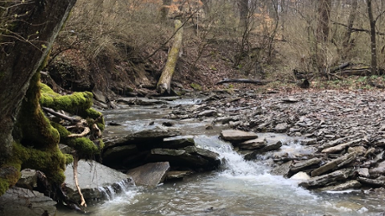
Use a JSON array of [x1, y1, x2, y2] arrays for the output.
[[216, 79, 271, 85], [42, 107, 80, 123], [67, 127, 90, 138]]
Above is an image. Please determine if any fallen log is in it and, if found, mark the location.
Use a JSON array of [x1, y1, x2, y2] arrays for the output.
[[216, 79, 271, 85], [156, 20, 184, 95], [330, 62, 351, 73]]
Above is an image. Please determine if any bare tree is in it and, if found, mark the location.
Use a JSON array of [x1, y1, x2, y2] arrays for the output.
[[238, 0, 249, 28], [161, 0, 173, 21], [367, 0, 378, 75], [342, 0, 358, 60], [317, 0, 332, 43]]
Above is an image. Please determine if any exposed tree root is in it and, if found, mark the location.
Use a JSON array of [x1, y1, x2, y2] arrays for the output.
[[73, 155, 87, 207]]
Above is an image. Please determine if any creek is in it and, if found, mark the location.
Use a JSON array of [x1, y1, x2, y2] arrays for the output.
[[58, 98, 385, 216]]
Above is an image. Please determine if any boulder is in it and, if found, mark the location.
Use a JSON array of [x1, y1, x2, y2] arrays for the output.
[[63, 160, 133, 203], [103, 144, 138, 164], [220, 129, 258, 143], [127, 162, 170, 187], [270, 161, 293, 176], [290, 171, 311, 182], [92, 89, 107, 103], [16, 169, 38, 189], [311, 152, 356, 177], [0, 187, 56, 216]]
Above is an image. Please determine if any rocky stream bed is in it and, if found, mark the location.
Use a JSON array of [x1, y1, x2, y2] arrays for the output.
[[5, 89, 385, 215], [102, 89, 385, 192]]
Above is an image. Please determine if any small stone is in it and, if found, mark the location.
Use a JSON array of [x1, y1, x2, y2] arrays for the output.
[[275, 123, 288, 133], [358, 168, 370, 177], [290, 171, 311, 182], [301, 138, 317, 145]]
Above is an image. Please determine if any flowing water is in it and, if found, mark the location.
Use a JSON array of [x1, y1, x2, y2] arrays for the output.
[[58, 99, 385, 216]]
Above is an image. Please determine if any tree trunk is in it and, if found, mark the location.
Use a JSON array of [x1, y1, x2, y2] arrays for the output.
[[317, 0, 332, 42], [366, 0, 378, 75], [0, 0, 76, 195], [201, 0, 211, 16], [238, 0, 249, 28], [342, 0, 358, 60], [156, 20, 184, 95], [161, 0, 173, 21]]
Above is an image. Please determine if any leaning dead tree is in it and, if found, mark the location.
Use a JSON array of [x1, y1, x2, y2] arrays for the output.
[[157, 20, 184, 95]]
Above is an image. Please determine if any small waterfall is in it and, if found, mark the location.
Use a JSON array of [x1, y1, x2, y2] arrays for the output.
[[97, 178, 134, 201], [98, 187, 112, 201], [194, 135, 315, 196]]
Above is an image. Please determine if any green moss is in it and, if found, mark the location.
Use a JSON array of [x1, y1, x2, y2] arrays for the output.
[[0, 161, 21, 195], [16, 73, 60, 149], [40, 90, 93, 114], [82, 108, 105, 131], [64, 154, 74, 164], [13, 142, 66, 184], [50, 122, 102, 156], [98, 139, 105, 149], [64, 137, 99, 155], [51, 122, 71, 137]]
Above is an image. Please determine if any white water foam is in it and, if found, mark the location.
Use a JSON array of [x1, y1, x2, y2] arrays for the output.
[[195, 135, 317, 199]]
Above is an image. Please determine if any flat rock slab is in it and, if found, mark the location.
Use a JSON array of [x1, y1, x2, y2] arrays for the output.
[[311, 152, 356, 177], [238, 137, 267, 150], [104, 126, 181, 148], [321, 139, 362, 153], [148, 147, 221, 171], [319, 180, 361, 191], [127, 162, 170, 187], [0, 187, 56, 216], [162, 135, 195, 149], [290, 158, 322, 173], [358, 176, 385, 186], [220, 129, 258, 143], [300, 168, 355, 188], [63, 160, 133, 203], [166, 171, 193, 181], [271, 161, 293, 176]]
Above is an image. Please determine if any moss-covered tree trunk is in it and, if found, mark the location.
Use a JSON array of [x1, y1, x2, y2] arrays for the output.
[[0, 0, 76, 195], [156, 20, 183, 95]]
